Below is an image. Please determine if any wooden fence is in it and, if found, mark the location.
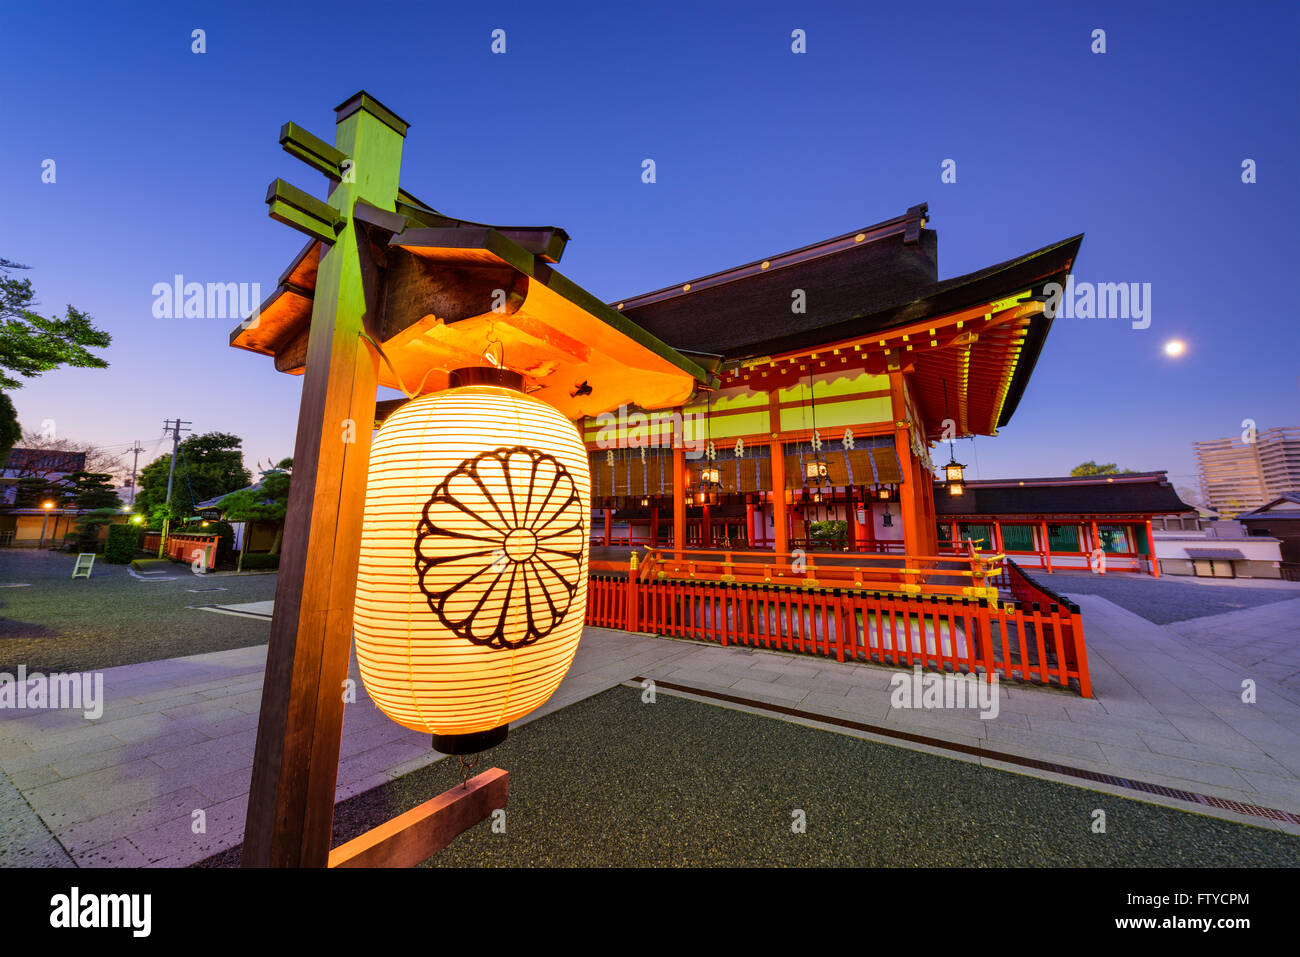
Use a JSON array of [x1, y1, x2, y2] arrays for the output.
[[586, 563, 1090, 696], [160, 533, 221, 571]]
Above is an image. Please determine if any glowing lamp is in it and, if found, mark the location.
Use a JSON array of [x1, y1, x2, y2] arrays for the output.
[[805, 459, 828, 481], [943, 460, 966, 485], [353, 368, 590, 755], [42, 501, 54, 510], [700, 465, 721, 486]]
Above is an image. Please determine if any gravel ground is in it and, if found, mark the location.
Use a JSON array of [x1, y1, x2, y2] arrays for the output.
[[1045, 572, 1300, 624], [0, 549, 277, 672], [198, 685, 1300, 868]]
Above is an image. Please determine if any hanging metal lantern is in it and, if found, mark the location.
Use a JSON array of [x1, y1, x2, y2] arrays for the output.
[[944, 459, 966, 495], [353, 367, 590, 755]]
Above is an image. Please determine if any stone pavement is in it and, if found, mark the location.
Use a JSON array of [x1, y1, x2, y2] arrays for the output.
[[1166, 598, 1300, 700], [0, 630, 699, 867], [2, 591, 1298, 867]]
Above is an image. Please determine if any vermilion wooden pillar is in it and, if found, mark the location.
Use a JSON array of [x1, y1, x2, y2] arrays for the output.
[[745, 502, 755, 547], [993, 520, 1004, 555], [701, 502, 712, 548], [767, 391, 788, 553], [672, 414, 686, 558], [1090, 520, 1104, 574], [770, 448, 787, 552], [1040, 519, 1053, 573], [1145, 519, 1160, 577], [603, 508, 612, 546], [888, 368, 922, 559], [919, 476, 939, 555]]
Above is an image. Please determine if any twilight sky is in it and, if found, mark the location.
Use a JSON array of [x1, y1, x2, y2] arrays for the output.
[[2, 0, 1296, 498]]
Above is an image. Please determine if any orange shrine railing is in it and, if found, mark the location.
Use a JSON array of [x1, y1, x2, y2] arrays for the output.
[[585, 550, 1090, 697]]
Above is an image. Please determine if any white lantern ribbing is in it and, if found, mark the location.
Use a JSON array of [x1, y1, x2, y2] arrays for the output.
[[353, 368, 590, 754]]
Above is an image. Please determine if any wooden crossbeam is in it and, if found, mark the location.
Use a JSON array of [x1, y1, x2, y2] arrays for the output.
[[266, 178, 346, 244], [327, 768, 508, 868], [279, 122, 349, 180]]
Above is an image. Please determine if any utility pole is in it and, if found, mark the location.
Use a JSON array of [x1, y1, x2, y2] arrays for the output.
[[158, 418, 192, 556], [128, 440, 145, 506]]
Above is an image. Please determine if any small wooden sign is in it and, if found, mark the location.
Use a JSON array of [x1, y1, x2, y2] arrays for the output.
[[71, 553, 96, 579]]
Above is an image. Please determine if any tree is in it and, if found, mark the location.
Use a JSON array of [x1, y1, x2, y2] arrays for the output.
[[219, 458, 292, 571], [136, 432, 252, 516], [12, 476, 72, 508], [0, 258, 111, 391], [1070, 461, 1138, 477], [0, 393, 20, 465], [66, 470, 122, 510]]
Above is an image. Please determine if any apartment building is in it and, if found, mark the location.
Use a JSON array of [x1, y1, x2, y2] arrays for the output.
[[1193, 426, 1300, 518]]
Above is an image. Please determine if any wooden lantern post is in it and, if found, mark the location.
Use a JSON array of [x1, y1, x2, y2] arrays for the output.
[[242, 93, 409, 867], [241, 93, 507, 868]]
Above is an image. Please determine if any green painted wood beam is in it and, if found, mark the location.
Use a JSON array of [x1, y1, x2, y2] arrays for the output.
[[266, 178, 345, 245], [280, 122, 349, 180]]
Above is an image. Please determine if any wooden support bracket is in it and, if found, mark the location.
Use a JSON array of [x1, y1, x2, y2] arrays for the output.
[[266, 178, 346, 244], [327, 768, 508, 868]]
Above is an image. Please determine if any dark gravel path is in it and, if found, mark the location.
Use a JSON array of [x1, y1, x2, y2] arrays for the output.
[[0, 549, 276, 672], [198, 685, 1300, 868], [1045, 572, 1300, 625]]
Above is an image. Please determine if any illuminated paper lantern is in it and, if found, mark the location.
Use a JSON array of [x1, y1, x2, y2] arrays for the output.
[[353, 368, 590, 754]]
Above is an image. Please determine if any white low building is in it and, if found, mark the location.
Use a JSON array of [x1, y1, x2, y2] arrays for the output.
[[1153, 524, 1283, 579]]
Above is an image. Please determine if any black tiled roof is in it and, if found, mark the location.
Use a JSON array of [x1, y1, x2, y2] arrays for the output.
[[1237, 493, 1300, 520], [614, 208, 1080, 370], [934, 473, 1190, 517], [618, 227, 939, 358]]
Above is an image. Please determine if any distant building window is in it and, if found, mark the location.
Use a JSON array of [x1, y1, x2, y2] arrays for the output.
[[1096, 525, 1131, 554], [1001, 524, 1036, 551], [957, 523, 992, 548], [1047, 523, 1080, 552]]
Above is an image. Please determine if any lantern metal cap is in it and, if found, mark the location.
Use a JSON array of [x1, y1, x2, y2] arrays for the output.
[[432, 725, 509, 755], [449, 366, 525, 392]]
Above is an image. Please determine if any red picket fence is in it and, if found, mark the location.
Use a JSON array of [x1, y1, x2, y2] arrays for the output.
[[586, 571, 1091, 697], [162, 533, 220, 571]]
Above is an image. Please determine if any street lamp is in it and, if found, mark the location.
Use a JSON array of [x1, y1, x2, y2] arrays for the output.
[[38, 500, 55, 548]]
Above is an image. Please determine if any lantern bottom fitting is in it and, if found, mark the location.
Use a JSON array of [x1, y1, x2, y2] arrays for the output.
[[432, 724, 509, 755]]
